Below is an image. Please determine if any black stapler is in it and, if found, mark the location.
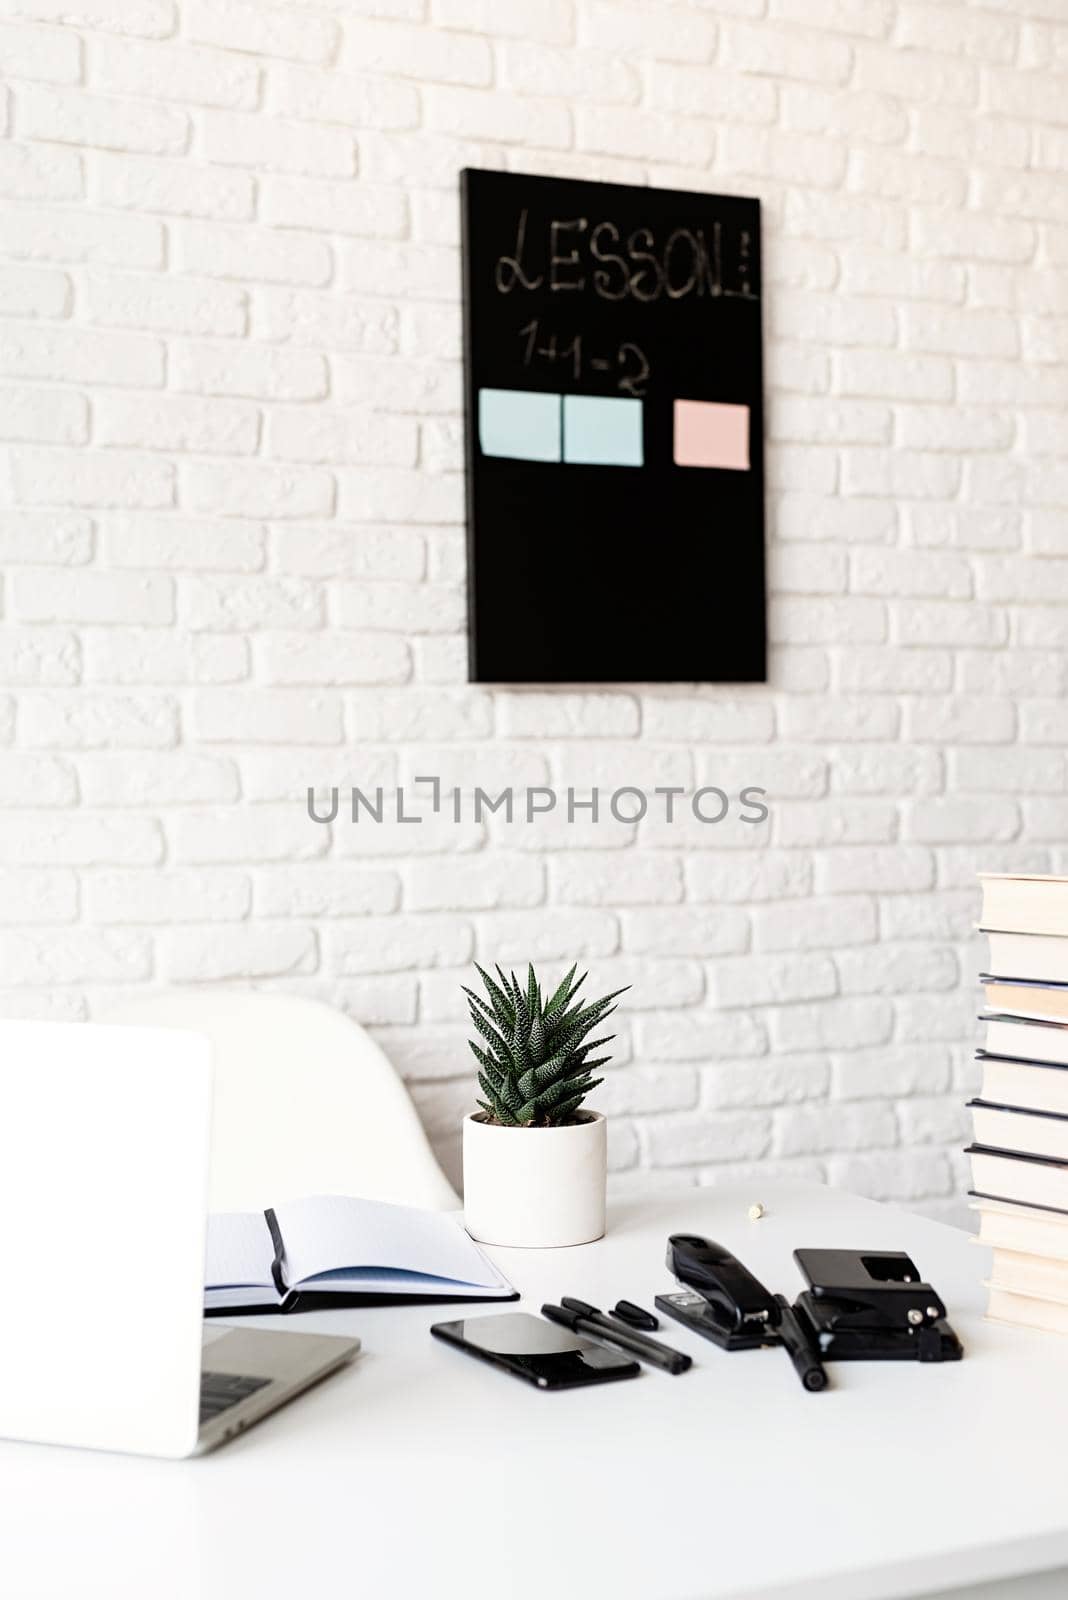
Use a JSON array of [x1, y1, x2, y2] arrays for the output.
[[656, 1235, 778, 1351], [791, 1249, 963, 1363], [655, 1235, 828, 1391]]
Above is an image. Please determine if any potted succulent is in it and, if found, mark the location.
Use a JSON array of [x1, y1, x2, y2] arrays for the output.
[[461, 962, 625, 1248]]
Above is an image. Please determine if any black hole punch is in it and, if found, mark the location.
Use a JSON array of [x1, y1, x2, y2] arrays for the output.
[[792, 1249, 963, 1364]]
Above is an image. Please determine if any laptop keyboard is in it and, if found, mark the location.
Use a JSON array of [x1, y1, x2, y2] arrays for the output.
[[199, 1371, 271, 1426]]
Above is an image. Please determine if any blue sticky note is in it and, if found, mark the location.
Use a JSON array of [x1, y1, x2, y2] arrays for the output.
[[563, 395, 644, 467], [479, 388, 561, 462]]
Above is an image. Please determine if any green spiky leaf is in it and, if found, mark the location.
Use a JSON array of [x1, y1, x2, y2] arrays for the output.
[[543, 964, 579, 1022], [472, 965, 514, 1029], [529, 1007, 546, 1066], [466, 1002, 516, 1067]]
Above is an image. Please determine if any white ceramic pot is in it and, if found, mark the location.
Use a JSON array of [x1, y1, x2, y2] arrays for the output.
[[462, 1111, 607, 1249]]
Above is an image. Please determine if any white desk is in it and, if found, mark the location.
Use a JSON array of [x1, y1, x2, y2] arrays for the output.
[[5, 1182, 1068, 1600]]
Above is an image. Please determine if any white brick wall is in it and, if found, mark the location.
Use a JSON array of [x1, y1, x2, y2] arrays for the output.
[[2, 0, 1066, 1220]]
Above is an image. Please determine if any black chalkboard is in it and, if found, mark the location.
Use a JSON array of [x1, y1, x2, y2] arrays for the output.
[[461, 169, 765, 685]]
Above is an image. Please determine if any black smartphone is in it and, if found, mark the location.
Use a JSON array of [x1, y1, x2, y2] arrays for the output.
[[430, 1312, 641, 1390]]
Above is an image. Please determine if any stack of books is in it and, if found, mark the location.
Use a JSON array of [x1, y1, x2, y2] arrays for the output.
[[969, 873, 1068, 1335]]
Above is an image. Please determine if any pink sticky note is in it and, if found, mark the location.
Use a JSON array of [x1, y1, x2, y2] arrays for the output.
[[674, 399, 750, 471]]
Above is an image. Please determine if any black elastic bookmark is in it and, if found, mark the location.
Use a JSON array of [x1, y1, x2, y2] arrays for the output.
[[264, 1208, 300, 1312]]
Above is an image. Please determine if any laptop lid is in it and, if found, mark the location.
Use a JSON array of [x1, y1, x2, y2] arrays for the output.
[[0, 1020, 212, 1458]]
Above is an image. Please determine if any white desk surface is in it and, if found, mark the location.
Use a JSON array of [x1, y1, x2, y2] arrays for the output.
[[5, 1181, 1068, 1600]]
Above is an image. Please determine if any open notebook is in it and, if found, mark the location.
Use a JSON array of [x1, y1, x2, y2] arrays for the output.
[[205, 1194, 517, 1314]]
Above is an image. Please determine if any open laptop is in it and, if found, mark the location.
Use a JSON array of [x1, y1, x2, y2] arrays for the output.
[[0, 1019, 358, 1458]]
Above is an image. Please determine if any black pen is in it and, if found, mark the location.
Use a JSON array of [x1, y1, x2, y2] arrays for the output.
[[543, 1300, 692, 1375], [774, 1294, 828, 1393]]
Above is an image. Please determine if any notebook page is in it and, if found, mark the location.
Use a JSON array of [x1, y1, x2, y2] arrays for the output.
[[274, 1195, 505, 1290], [289, 1267, 509, 1297], [205, 1210, 275, 1290]]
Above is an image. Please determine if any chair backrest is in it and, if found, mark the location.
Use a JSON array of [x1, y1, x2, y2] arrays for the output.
[[101, 991, 459, 1213]]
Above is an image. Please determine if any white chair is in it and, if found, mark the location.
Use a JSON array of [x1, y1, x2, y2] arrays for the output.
[[101, 991, 459, 1213]]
